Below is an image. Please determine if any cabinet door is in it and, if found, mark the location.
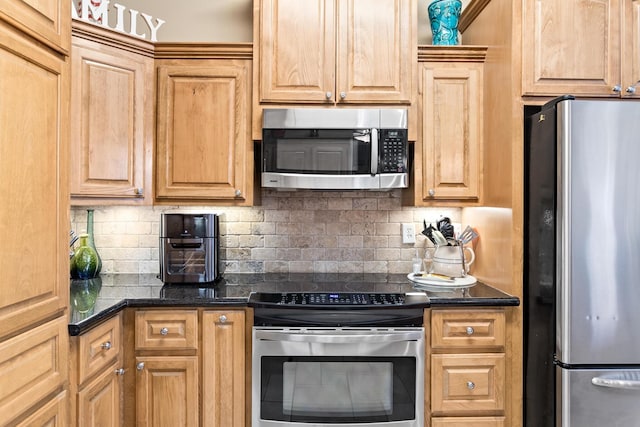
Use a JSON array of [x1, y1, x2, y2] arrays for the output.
[[78, 362, 122, 427], [15, 391, 68, 427], [622, 0, 640, 97], [0, 22, 69, 337], [522, 0, 621, 96], [156, 60, 253, 203], [431, 353, 506, 415], [135, 356, 199, 427], [420, 62, 482, 201], [70, 36, 153, 203], [336, 0, 414, 103], [0, 0, 70, 53], [202, 310, 245, 427], [258, 0, 336, 102]]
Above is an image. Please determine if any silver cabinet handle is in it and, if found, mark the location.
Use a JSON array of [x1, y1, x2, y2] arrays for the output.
[[428, 189, 435, 197], [219, 314, 228, 323], [626, 86, 637, 94], [235, 189, 242, 197], [339, 91, 346, 100], [466, 326, 475, 335], [101, 341, 112, 350], [325, 91, 332, 100], [613, 85, 622, 93], [134, 187, 143, 196], [160, 327, 169, 336], [115, 368, 125, 376], [136, 362, 145, 371], [467, 381, 475, 390]]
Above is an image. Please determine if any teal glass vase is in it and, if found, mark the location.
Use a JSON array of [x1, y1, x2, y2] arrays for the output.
[[428, 0, 462, 45], [71, 234, 100, 279]]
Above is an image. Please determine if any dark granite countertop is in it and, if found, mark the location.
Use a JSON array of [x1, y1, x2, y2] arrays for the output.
[[68, 273, 519, 336]]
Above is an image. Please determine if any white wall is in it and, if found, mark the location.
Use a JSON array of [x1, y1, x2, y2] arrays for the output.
[[79, 0, 469, 44]]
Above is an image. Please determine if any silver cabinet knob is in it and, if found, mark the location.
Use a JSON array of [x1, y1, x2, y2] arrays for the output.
[[340, 91, 346, 100], [428, 189, 435, 197], [466, 326, 475, 335], [325, 91, 332, 100], [467, 381, 475, 390], [115, 368, 125, 376], [219, 314, 228, 323], [134, 187, 143, 196], [626, 86, 636, 94], [613, 85, 622, 93], [101, 341, 112, 350], [136, 362, 145, 371], [235, 189, 242, 197], [160, 327, 169, 336]]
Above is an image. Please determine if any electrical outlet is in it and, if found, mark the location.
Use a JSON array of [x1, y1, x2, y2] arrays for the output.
[[402, 223, 416, 244]]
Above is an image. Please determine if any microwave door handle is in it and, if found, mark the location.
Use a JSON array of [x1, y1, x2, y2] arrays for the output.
[[254, 330, 423, 343], [370, 128, 378, 175]]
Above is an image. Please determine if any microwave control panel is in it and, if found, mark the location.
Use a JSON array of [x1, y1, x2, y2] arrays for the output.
[[380, 129, 408, 173]]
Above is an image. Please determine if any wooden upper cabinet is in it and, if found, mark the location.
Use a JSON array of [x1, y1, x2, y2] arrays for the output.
[[257, 0, 415, 104], [70, 23, 154, 205], [522, 0, 640, 97], [0, 21, 69, 337], [411, 47, 486, 206], [155, 58, 254, 205], [0, 0, 70, 53]]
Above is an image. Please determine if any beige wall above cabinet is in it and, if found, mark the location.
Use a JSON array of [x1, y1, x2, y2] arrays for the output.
[[523, 0, 640, 97], [70, 21, 154, 205], [253, 0, 417, 139], [407, 46, 486, 206], [155, 47, 256, 205]]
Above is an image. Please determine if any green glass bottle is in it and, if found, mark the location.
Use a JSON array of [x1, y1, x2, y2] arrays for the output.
[[86, 209, 102, 275], [71, 234, 100, 279]]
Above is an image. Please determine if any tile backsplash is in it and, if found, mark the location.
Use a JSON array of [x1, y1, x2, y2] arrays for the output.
[[70, 190, 461, 275]]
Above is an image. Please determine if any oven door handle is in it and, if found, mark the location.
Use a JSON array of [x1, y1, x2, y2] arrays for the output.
[[254, 330, 424, 343]]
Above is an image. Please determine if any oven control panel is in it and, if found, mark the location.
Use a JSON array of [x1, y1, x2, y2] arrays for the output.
[[260, 292, 407, 305]]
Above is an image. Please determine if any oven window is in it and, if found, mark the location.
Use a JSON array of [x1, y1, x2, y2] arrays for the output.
[[260, 357, 416, 423], [166, 248, 206, 274], [263, 129, 372, 175]]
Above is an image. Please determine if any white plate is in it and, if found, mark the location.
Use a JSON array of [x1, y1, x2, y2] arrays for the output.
[[407, 273, 477, 288]]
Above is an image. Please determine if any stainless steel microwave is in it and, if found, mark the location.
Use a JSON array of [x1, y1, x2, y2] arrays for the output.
[[261, 108, 409, 190]]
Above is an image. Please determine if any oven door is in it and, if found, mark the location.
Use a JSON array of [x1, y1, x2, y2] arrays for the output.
[[160, 237, 216, 283], [252, 327, 424, 427]]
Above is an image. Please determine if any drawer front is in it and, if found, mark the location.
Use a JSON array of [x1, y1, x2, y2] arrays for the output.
[[0, 317, 68, 424], [135, 310, 198, 350], [431, 353, 505, 415], [431, 416, 505, 427], [15, 390, 68, 427], [78, 314, 121, 384], [432, 309, 505, 350]]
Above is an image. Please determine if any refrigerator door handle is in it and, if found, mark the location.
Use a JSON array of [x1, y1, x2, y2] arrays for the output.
[[592, 373, 640, 390]]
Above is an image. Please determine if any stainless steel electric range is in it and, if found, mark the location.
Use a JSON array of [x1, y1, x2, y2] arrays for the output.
[[249, 291, 429, 427]]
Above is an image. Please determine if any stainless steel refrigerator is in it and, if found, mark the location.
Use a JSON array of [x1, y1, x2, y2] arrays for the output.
[[524, 97, 640, 427]]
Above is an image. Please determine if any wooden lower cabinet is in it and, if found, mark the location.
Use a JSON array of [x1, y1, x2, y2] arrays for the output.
[[70, 314, 124, 427], [14, 391, 68, 427], [202, 310, 246, 427], [428, 308, 507, 425], [431, 416, 505, 427], [78, 361, 122, 427], [135, 355, 199, 427]]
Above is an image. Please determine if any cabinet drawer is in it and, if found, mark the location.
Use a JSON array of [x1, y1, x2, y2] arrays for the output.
[[431, 416, 505, 427], [431, 309, 505, 350], [78, 314, 121, 384], [0, 317, 68, 424], [135, 310, 198, 350], [431, 353, 505, 415]]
